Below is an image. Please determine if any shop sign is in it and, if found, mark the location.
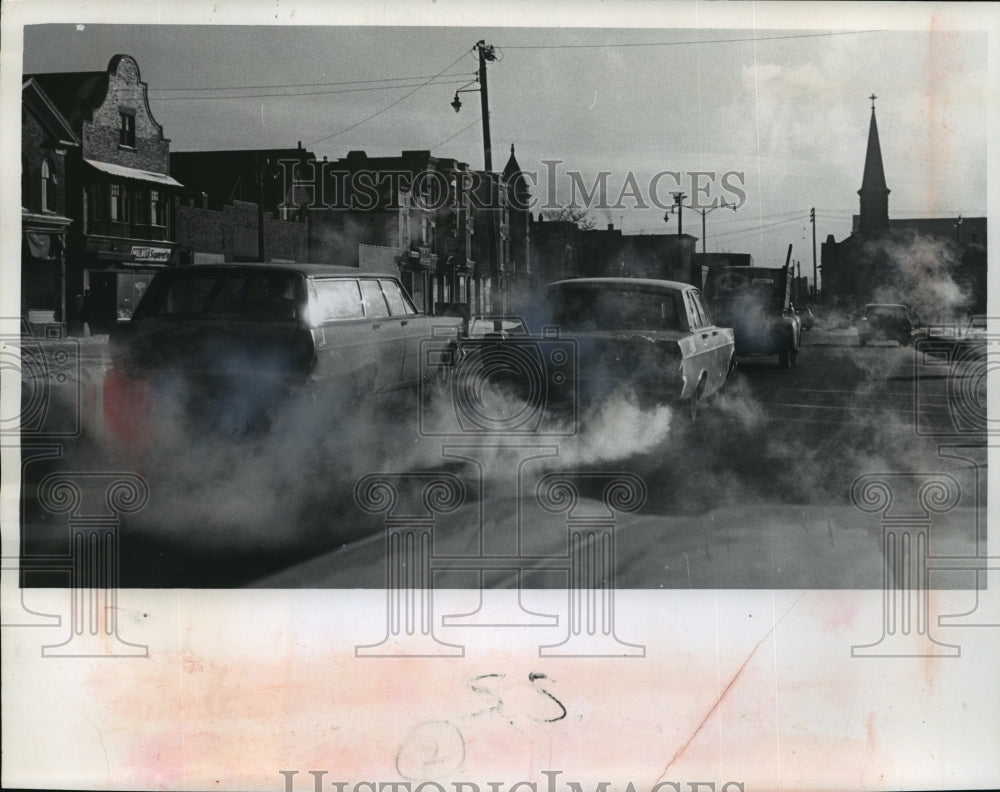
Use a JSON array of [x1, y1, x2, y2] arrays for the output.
[[131, 246, 171, 263]]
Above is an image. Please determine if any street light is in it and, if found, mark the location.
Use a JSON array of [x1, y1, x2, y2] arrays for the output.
[[449, 41, 499, 313], [451, 79, 478, 113], [664, 193, 738, 254]]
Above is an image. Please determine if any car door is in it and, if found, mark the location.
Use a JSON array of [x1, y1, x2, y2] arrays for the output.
[[309, 278, 373, 389], [378, 277, 423, 385], [685, 289, 731, 395], [358, 277, 407, 391]]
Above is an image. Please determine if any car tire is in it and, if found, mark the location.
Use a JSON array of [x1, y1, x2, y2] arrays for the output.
[[716, 355, 737, 397], [686, 375, 706, 422]]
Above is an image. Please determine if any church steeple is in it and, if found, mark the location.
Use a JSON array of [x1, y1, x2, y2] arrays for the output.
[[858, 94, 890, 234]]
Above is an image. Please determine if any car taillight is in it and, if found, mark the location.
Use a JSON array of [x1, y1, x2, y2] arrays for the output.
[[103, 369, 153, 451], [292, 323, 317, 372]]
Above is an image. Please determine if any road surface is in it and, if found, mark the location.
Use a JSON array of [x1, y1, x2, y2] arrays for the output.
[[16, 327, 989, 588]]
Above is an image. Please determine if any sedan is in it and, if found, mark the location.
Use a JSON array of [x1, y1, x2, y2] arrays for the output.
[[545, 277, 736, 417]]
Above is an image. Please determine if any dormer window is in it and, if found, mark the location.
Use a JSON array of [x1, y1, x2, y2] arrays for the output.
[[41, 159, 57, 212], [119, 111, 136, 148]]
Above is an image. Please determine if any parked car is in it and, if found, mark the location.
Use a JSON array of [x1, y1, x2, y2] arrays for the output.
[[963, 314, 988, 341], [544, 277, 735, 417], [106, 263, 463, 440], [466, 315, 531, 339], [857, 303, 913, 346], [703, 265, 801, 368]]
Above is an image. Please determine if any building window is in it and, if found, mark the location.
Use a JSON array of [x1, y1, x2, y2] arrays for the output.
[[41, 160, 57, 212], [119, 112, 135, 148], [150, 189, 163, 226], [88, 184, 101, 221], [110, 183, 128, 222], [132, 187, 147, 225]]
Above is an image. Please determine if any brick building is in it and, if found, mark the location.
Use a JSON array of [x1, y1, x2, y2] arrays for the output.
[[530, 216, 698, 287], [21, 78, 78, 331], [27, 55, 184, 334], [170, 147, 311, 266], [303, 149, 496, 315]]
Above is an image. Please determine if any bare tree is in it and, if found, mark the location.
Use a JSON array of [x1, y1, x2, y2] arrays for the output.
[[541, 205, 597, 230]]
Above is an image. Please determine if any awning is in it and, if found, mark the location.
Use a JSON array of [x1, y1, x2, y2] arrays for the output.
[[84, 159, 183, 188], [24, 231, 61, 260]]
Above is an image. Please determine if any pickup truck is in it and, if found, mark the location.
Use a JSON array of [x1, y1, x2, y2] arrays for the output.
[[105, 262, 463, 441], [703, 263, 801, 368]]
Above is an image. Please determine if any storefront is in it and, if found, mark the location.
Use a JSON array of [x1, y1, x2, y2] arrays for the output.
[[75, 237, 180, 334], [21, 214, 72, 335]]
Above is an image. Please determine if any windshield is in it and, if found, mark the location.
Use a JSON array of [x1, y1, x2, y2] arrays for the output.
[[865, 305, 908, 319]]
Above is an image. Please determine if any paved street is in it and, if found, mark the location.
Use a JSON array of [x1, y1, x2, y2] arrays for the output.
[[17, 328, 988, 588]]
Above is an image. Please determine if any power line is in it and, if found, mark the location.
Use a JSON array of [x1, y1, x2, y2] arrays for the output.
[[497, 30, 883, 50], [431, 115, 482, 152], [152, 77, 472, 102], [149, 72, 473, 92], [307, 47, 475, 148], [630, 209, 805, 234], [708, 216, 808, 240]]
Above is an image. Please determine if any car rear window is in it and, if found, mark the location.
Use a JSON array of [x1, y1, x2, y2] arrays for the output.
[[549, 285, 682, 331], [866, 306, 907, 318], [147, 270, 302, 319]]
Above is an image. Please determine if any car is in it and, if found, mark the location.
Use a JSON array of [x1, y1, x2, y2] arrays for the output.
[[703, 266, 801, 368], [105, 262, 463, 440], [791, 305, 817, 331], [466, 315, 530, 339], [544, 277, 735, 417], [963, 314, 987, 341], [857, 303, 913, 346]]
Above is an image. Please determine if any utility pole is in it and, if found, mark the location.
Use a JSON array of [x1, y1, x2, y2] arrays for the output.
[[477, 41, 498, 311], [476, 41, 495, 172], [452, 42, 498, 314], [257, 152, 266, 263], [669, 192, 685, 237], [664, 194, 736, 256], [810, 207, 817, 301]]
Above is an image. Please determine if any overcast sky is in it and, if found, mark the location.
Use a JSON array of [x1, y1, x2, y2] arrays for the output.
[[9, 2, 995, 274]]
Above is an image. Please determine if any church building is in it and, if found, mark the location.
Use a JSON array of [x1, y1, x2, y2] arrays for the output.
[[820, 97, 986, 322]]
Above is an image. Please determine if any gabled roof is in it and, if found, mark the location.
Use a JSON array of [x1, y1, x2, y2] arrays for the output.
[[22, 78, 80, 146], [25, 70, 108, 132]]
